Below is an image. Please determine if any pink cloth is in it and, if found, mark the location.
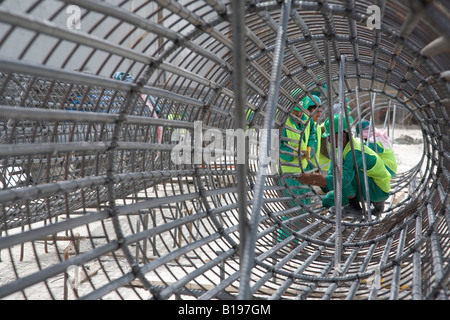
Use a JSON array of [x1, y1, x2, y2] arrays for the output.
[[362, 127, 392, 149]]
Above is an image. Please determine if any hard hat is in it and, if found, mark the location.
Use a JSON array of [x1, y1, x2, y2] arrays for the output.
[[302, 95, 321, 108], [332, 103, 354, 125], [355, 119, 370, 136], [293, 95, 321, 111], [322, 113, 348, 137]]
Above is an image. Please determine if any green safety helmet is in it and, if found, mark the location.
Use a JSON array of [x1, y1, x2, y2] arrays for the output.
[[355, 119, 370, 136], [322, 113, 349, 137], [293, 95, 321, 111], [332, 103, 354, 125]]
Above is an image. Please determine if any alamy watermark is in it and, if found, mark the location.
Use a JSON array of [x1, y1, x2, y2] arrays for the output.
[[171, 121, 279, 174], [66, 5, 81, 30], [65, 4, 381, 31], [366, 5, 381, 30]]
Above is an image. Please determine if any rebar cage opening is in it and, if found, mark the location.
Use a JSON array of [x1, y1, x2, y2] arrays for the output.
[[0, 0, 449, 300]]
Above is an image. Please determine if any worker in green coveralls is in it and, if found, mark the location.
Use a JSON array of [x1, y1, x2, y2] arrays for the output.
[[297, 114, 392, 218], [279, 93, 322, 205], [277, 93, 321, 242], [304, 98, 323, 172]]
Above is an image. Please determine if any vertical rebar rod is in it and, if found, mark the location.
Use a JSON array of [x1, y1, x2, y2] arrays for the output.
[[323, 36, 342, 271], [238, 0, 291, 300], [384, 99, 391, 131], [356, 86, 372, 218], [324, 38, 337, 185], [335, 55, 345, 269], [412, 211, 423, 300], [391, 103, 397, 147], [230, 0, 248, 293], [369, 92, 378, 153]]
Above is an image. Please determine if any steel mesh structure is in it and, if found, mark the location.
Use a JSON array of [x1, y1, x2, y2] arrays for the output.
[[0, 0, 449, 300]]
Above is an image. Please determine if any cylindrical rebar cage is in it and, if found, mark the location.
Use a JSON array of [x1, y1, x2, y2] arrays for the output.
[[0, 0, 449, 300]]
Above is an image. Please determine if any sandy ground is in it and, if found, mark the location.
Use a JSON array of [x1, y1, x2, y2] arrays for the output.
[[390, 126, 424, 173]]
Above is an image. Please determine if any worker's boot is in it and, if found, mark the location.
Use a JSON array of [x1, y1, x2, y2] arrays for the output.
[[329, 204, 363, 219], [342, 204, 363, 219], [342, 197, 363, 218], [371, 201, 385, 215]]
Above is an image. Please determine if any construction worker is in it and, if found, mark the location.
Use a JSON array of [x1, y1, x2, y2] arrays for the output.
[[297, 114, 392, 217], [304, 97, 322, 172], [356, 119, 398, 178], [299, 81, 331, 172], [277, 93, 321, 241], [309, 82, 329, 171], [315, 100, 353, 173], [279, 94, 322, 202]]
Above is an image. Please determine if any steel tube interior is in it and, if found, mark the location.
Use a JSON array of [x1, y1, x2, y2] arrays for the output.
[[0, 0, 449, 300]]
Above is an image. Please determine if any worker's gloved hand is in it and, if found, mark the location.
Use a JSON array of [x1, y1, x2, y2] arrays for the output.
[[301, 146, 311, 160], [298, 173, 327, 187], [297, 173, 315, 185]]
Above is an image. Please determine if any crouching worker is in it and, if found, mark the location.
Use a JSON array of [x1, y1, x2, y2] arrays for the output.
[[297, 114, 392, 218]]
